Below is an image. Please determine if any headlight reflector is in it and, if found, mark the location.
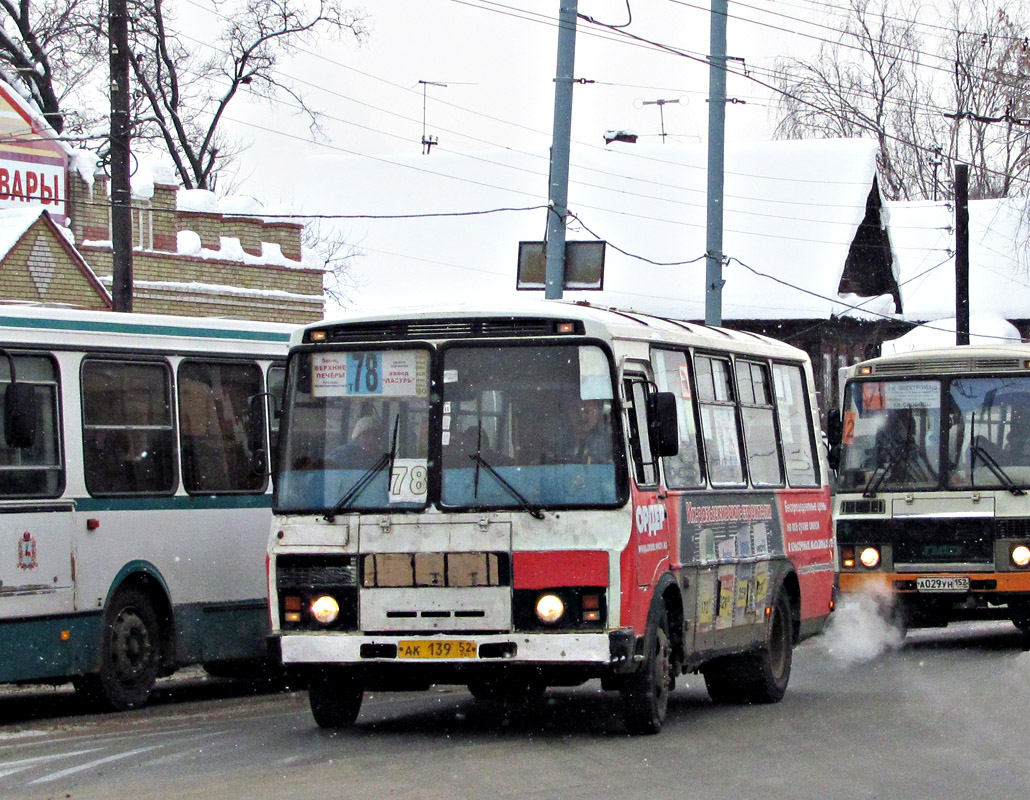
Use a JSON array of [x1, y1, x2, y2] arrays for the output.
[[535, 593, 565, 624], [310, 594, 340, 625], [859, 547, 881, 569], [1012, 545, 1030, 568]]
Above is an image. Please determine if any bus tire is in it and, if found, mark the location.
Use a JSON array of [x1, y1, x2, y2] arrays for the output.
[[77, 586, 162, 711], [620, 601, 672, 735], [309, 667, 363, 729], [703, 590, 793, 705]]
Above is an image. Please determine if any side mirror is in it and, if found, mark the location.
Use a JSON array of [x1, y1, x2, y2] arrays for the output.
[[825, 410, 842, 472], [646, 391, 680, 458], [4, 381, 36, 449], [826, 409, 843, 447]]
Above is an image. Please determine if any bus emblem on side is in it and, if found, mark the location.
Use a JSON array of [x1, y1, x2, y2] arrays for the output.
[[17, 532, 37, 570]]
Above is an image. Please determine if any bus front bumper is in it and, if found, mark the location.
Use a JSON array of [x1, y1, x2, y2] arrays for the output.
[[839, 570, 1030, 595], [280, 630, 634, 669]]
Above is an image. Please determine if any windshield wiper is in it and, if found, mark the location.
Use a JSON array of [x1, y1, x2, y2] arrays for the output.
[[970, 440, 1025, 496], [469, 422, 543, 519], [862, 436, 913, 498], [323, 415, 400, 522]]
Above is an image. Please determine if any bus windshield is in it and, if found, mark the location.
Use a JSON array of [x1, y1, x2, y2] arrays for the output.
[[440, 343, 619, 510], [838, 376, 1030, 493], [277, 348, 433, 512], [275, 342, 621, 512]]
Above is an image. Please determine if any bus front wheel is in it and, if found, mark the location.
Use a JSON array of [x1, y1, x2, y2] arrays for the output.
[[703, 590, 793, 705], [77, 586, 162, 711], [620, 602, 672, 735], [309, 667, 363, 728]]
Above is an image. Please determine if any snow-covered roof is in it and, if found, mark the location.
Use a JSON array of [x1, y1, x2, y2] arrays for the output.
[[295, 138, 886, 320], [882, 316, 1022, 354], [885, 196, 1030, 321], [0, 207, 52, 260]]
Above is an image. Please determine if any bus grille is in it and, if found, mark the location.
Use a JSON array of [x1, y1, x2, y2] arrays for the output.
[[276, 555, 359, 588], [838, 517, 994, 564]]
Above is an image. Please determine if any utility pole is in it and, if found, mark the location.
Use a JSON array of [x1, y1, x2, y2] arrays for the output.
[[955, 163, 970, 346], [544, 0, 578, 300], [705, 0, 728, 325], [109, 0, 133, 312]]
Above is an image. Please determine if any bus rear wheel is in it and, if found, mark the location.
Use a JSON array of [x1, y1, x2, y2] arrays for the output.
[[703, 590, 793, 705], [76, 586, 162, 711], [621, 603, 672, 735], [309, 667, 363, 729]]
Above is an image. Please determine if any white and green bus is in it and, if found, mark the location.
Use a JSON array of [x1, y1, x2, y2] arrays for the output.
[[0, 306, 292, 709]]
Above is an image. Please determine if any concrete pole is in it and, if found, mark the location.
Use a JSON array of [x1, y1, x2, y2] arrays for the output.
[[705, 0, 728, 326], [955, 163, 970, 346], [109, 0, 134, 312], [544, 0, 578, 300]]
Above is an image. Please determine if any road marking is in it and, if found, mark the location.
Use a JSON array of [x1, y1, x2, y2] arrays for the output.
[[26, 745, 161, 785], [0, 748, 105, 778]]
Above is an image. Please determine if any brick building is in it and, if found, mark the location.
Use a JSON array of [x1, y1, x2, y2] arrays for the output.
[[0, 79, 324, 323]]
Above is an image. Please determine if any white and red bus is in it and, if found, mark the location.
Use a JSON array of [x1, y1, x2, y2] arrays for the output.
[[268, 303, 835, 734]]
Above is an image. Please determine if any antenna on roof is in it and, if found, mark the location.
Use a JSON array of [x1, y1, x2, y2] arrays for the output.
[[418, 80, 447, 154], [637, 97, 684, 144]]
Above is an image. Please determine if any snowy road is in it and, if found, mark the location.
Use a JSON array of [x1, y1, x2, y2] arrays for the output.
[[1, 618, 1028, 800]]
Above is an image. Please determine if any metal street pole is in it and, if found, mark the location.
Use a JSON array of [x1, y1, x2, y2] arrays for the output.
[[544, 0, 578, 300], [705, 0, 728, 326]]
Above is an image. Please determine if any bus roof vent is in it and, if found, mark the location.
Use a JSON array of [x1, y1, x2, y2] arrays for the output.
[[313, 318, 580, 343], [873, 356, 1024, 376]]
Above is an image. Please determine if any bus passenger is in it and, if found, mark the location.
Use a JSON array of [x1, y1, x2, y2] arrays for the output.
[[332, 416, 383, 468], [569, 399, 612, 464]]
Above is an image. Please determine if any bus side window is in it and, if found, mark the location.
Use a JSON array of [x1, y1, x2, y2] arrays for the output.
[[623, 377, 658, 486], [178, 360, 266, 494], [736, 360, 784, 487], [650, 348, 704, 489], [695, 355, 745, 486], [0, 354, 63, 498], [772, 363, 819, 486], [82, 359, 177, 496]]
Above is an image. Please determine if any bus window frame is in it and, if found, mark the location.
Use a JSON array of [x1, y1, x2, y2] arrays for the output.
[[694, 351, 747, 488], [648, 346, 706, 491], [177, 357, 269, 496], [771, 360, 821, 488], [80, 355, 179, 498], [735, 358, 786, 489], [0, 350, 65, 499]]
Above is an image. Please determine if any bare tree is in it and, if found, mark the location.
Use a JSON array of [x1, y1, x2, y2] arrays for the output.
[[127, 0, 368, 189], [773, 0, 1030, 201], [0, 0, 106, 134], [302, 219, 365, 310]]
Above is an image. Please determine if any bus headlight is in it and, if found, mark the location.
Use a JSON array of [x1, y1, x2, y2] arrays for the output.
[[535, 593, 565, 625], [859, 547, 881, 569], [1012, 545, 1030, 568], [310, 595, 340, 625]]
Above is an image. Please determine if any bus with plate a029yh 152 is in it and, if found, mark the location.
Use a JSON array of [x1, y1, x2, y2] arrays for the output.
[[829, 344, 1030, 634], [269, 302, 835, 734]]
